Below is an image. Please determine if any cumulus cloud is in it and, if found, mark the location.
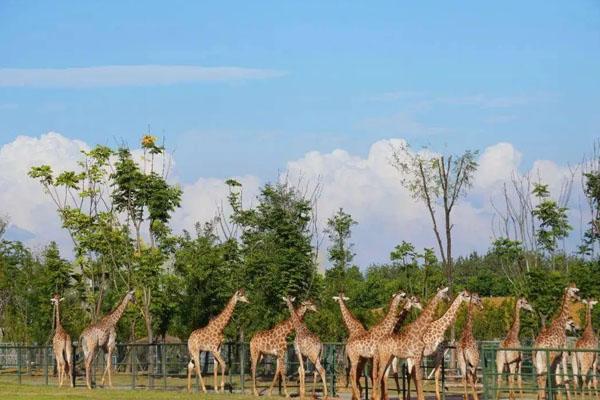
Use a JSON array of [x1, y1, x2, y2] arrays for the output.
[[0, 65, 286, 88], [0, 132, 586, 267], [0, 133, 88, 250]]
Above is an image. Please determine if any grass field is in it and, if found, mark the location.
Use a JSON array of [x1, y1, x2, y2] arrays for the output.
[[0, 383, 278, 400]]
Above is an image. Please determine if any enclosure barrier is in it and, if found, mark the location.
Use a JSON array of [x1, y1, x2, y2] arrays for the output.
[[7, 341, 595, 398], [482, 343, 600, 400]]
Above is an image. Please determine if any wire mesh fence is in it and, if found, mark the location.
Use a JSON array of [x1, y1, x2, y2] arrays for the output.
[[5, 341, 594, 399], [482, 343, 600, 400]]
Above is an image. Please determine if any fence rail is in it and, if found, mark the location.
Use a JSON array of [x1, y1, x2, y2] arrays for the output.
[[2, 341, 596, 399]]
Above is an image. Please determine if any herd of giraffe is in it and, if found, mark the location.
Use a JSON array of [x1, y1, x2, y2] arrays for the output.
[[47, 284, 598, 400]]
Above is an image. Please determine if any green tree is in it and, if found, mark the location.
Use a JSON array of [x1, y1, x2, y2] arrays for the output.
[[532, 183, 572, 266], [324, 208, 357, 290], [390, 143, 479, 296], [231, 180, 319, 336]]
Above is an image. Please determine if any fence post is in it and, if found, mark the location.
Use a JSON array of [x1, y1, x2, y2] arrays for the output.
[[132, 345, 137, 390], [227, 342, 232, 393], [442, 352, 446, 400], [71, 341, 77, 387], [364, 364, 369, 400], [545, 349, 552, 400], [240, 341, 246, 394], [44, 346, 49, 385], [17, 345, 22, 385], [162, 343, 167, 390], [330, 345, 336, 397]]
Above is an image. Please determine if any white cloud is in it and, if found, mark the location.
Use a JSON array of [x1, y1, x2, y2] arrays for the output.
[[475, 142, 522, 188], [0, 132, 586, 267], [0, 133, 88, 250], [0, 65, 286, 88]]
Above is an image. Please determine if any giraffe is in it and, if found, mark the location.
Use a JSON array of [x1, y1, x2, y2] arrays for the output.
[[282, 295, 328, 400], [571, 299, 598, 399], [250, 299, 316, 397], [389, 287, 451, 397], [50, 294, 73, 387], [333, 293, 367, 338], [79, 289, 136, 389], [332, 293, 368, 391], [187, 289, 249, 393], [533, 284, 580, 400], [457, 293, 484, 400], [373, 290, 470, 400], [424, 291, 477, 400], [495, 297, 534, 400], [345, 292, 421, 400]]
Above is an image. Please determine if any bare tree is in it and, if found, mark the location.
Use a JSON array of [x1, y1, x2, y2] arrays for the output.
[[389, 142, 478, 294]]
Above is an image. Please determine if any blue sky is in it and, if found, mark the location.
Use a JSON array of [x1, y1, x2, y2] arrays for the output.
[[1, 1, 598, 182], [0, 1, 598, 264]]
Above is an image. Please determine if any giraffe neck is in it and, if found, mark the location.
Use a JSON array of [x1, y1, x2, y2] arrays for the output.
[[435, 295, 465, 333], [552, 291, 571, 331], [281, 305, 309, 335], [372, 295, 404, 335], [284, 299, 306, 334], [463, 301, 475, 338], [583, 304, 595, 339], [505, 302, 522, 343], [101, 294, 131, 328], [337, 298, 364, 334], [414, 295, 442, 328], [393, 306, 413, 332], [54, 303, 63, 331], [210, 295, 238, 332]]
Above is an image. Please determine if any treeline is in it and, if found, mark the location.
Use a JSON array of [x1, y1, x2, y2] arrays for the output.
[[0, 136, 598, 345]]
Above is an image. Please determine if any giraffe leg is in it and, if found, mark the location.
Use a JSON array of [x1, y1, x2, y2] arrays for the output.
[[314, 356, 328, 398], [507, 362, 516, 400], [517, 361, 524, 400], [267, 356, 281, 396], [592, 358, 598, 399], [348, 353, 361, 400], [250, 347, 260, 396], [64, 340, 73, 388], [562, 352, 572, 400], [280, 352, 290, 398], [84, 351, 94, 390], [495, 353, 504, 400], [56, 357, 63, 387], [212, 351, 227, 393], [434, 353, 444, 400], [470, 369, 480, 400], [356, 356, 366, 396], [413, 356, 426, 400], [458, 351, 468, 400], [100, 351, 109, 386], [295, 344, 306, 400], [187, 354, 206, 392]]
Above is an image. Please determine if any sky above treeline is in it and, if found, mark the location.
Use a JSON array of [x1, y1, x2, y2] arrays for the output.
[[0, 1, 598, 266]]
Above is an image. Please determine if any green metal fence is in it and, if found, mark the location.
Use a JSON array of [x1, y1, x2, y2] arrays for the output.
[[0, 342, 502, 399], [482, 343, 599, 400], [0, 342, 347, 396]]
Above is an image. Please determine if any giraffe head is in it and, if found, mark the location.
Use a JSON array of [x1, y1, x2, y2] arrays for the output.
[[582, 299, 598, 309], [516, 297, 534, 312], [455, 290, 472, 305], [332, 293, 350, 302], [566, 284, 581, 302], [403, 295, 422, 311], [234, 289, 250, 304], [436, 286, 451, 302], [565, 316, 577, 333], [50, 293, 64, 306], [470, 293, 484, 310], [301, 299, 318, 313], [125, 289, 136, 304]]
